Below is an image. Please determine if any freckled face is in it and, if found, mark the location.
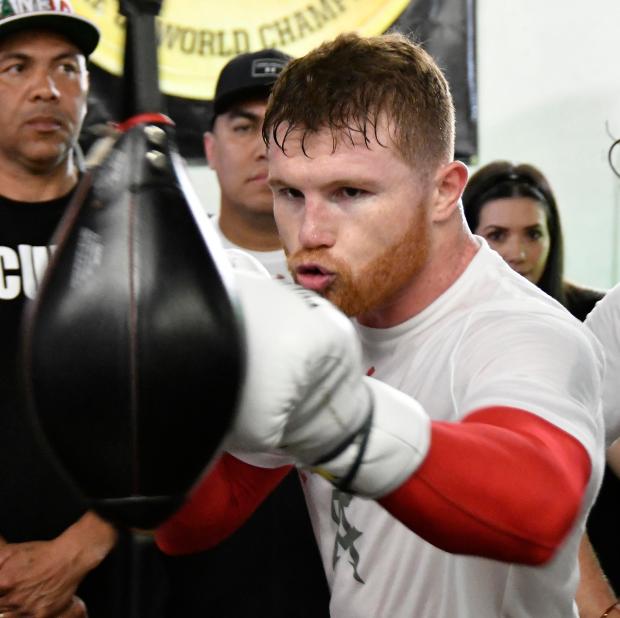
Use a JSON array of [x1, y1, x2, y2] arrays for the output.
[[475, 196, 551, 284], [269, 122, 433, 319]]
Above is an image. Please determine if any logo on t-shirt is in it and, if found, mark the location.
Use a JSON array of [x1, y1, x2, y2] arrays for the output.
[[331, 489, 365, 584], [0, 244, 55, 300]]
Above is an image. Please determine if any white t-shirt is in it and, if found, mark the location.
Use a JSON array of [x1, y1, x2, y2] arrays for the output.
[[213, 215, 291, 281], [299, 241, 604, 618], [586, 282, 620, 445]]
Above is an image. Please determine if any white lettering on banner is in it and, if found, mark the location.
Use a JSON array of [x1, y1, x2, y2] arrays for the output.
[[74, 0, 411, 98], [0, 245, 54, 301], [132, 0, 350, 57]]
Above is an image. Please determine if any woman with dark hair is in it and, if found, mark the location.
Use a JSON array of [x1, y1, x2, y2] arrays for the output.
[[462, 160, 602, 320], [463, 160, 620, 616]]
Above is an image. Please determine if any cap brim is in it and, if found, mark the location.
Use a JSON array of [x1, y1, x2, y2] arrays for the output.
[[0, 13, 100, 56], [211, 84, 273, 128]]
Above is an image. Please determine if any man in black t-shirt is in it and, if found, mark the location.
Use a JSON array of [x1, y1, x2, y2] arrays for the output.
[[0, 5, 127, 618]]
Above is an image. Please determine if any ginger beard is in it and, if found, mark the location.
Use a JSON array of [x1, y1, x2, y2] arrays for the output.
[[287, 206, 431, 318]]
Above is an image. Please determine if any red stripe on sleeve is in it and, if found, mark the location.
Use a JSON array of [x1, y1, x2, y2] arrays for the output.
[[379, 407, 591, 565], [155, 453, 291, 555]]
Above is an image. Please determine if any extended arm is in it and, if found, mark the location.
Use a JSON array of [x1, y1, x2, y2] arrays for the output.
[[380, 405, 589, 564], [156, 453, 291, 555], [160, 272, 599, 565], [575, 533, 616, 618]]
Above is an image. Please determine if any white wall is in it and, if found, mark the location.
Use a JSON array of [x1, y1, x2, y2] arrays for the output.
[[186, 165, 220, 215], [188, 0, 620, 289], [476, 0, 620, 289]]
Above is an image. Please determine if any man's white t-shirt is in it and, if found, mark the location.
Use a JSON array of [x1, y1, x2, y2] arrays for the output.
[[586, 282, 620, 445], [298, 241, 604, 618], [231, 239, 604, 617]]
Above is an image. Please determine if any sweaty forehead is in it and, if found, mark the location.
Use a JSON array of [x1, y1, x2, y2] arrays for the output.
[[269, 117, 397, 158], [266, 124, 418, 196]]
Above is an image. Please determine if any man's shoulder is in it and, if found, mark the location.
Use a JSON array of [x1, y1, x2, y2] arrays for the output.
[[225, 248, 271, 277], [452, 256, 602, 366], [586, 282, 619, 334], [447, 240, 562, 315]]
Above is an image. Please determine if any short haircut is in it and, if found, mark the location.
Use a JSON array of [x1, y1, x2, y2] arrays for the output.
[[262, 32, 455, 171]]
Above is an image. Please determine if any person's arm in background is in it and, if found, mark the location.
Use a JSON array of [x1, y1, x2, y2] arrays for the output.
[[576, 439, 620, 617], [575, 440, 620, 617], [606, 440, 620, 478], [0, 512, 117, 617], [576, 534, 616, 618]]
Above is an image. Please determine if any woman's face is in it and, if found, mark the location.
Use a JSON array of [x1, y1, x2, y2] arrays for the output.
[[474, 196, 551, 285]]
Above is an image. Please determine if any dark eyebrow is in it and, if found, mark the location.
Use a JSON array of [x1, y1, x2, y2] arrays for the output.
[[226, 108, 261, 123], [54, 51, 83, 62], [0, 51, 82, 63], [0, 52, 28, 62], [479, 224, 507, 232]]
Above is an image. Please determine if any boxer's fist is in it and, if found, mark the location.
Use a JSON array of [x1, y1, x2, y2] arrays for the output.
[[228, 271, 431, 497], [230, 271, 370, 462]]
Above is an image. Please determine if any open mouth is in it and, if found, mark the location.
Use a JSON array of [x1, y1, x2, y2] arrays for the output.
[[295, 264, 336, 292]]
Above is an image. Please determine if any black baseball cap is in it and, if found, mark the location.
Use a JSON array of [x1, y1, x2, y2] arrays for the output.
[[0, 0, 100, 57], [210, 49, 292, 128]]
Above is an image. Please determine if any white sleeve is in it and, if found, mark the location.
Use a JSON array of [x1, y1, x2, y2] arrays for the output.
[[457, 308, 604, 461], [586, 284, 620, 446]]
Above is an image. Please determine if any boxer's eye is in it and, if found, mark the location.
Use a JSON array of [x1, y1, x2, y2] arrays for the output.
[[281, 188, 303, 199], [337, 187, 366, 199]]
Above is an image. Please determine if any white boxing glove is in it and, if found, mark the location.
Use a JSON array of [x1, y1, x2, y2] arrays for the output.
[[229, 270, 431, 497]]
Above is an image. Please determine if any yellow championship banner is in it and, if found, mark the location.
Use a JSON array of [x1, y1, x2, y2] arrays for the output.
[[74, 0, 410, 100]]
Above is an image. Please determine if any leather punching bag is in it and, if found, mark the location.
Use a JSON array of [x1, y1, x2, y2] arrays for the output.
[[20, 0, 245, 530]]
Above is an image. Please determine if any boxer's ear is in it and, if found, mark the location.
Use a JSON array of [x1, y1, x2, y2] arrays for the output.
[[431, 161, 469, 223]]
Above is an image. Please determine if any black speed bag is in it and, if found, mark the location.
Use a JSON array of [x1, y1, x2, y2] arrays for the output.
[[20, 117, 245, 529]]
